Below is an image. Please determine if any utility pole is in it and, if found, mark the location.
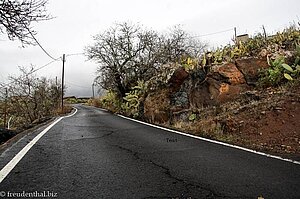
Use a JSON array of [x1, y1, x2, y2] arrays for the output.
[[92, 83, 95, 98], [3, 88, 8, 128], [61, 54, 65, 113]]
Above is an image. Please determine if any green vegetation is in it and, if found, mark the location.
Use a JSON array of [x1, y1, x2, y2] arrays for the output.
[[89, 80, 147, 118], [122, 80, 147, 118], [64, 97, 89, 104], [259, 45, 300, 86], [181, 57, 198, 72], [198, 25, 300, 68], [99, 90, 122, 113], [188, 113, 197, 121], [89, 23, 300, 118]]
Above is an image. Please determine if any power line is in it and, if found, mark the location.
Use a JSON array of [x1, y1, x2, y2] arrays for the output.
[[66, 53, 85, 57], [28, 30, 57, 61], [189, 28, 234, 38], [30, 57, 61, 74], [0, 51, 85, 89], [0, 57, 61, 88], [23, 24, 57, 61], [66, 81, 90, 89]]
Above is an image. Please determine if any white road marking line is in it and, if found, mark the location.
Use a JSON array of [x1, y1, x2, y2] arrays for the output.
[[64, 107, 78, 118], [117, 114, 300, 165], [0, 108, 78, 183]]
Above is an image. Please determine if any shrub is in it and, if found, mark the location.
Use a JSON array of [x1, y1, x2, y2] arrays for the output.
[[100, 90, 122, 113], [1, 67, 62, 129]]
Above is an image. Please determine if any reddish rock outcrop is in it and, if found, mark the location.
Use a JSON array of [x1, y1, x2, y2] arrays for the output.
[[211, 63, 246, 85], [235, 58, 269, 85], [168, 67, 189, 92], [207, 78, 249, 104], [144, 59, 270, 123], [189, 63, 249, 108]]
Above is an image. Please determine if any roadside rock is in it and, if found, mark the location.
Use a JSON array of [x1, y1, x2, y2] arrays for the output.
[[211, 63, 246, 85], [235, 58, 269, 85], [171, 84, 189, 108], [168, 67, 189, 92], [207, 78, 249, 104], [145, 59, 268, 122], [189, 63, 249, 108]]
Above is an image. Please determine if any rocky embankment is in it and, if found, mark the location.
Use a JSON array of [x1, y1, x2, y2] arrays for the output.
[[144, 57, 300, 159]]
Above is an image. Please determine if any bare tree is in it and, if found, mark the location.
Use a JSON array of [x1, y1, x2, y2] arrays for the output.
[[0, 0, 50, 45], [160, 26, 207, 60], [4, 66, 61, 128], [86, 22, 159, 97], [86, 22, 207, 98]]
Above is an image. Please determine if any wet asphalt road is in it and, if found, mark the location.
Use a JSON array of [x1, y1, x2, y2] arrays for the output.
[[0, 104, 299, 199]]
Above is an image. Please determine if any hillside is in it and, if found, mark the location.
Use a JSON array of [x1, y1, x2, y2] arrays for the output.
[[153, 72, 300, 160], [90, 25, 300, 160]]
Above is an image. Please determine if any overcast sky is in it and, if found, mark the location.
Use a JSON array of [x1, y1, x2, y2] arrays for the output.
[[1, 0, 299, 97]]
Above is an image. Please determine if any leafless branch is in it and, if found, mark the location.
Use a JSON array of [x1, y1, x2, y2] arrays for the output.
[[0, 0, 50, 45]]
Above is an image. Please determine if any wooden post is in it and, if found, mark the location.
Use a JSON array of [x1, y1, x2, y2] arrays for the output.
[[262, 25, 267, 42], [234, 27, 237, 45]]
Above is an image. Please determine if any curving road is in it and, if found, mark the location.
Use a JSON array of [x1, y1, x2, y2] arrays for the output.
[[0, 104, 299, 198]]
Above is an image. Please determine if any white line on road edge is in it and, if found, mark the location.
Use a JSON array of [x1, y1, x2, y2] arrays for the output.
[[118, 114, 300, 165], [0, 108, 78, 183]]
